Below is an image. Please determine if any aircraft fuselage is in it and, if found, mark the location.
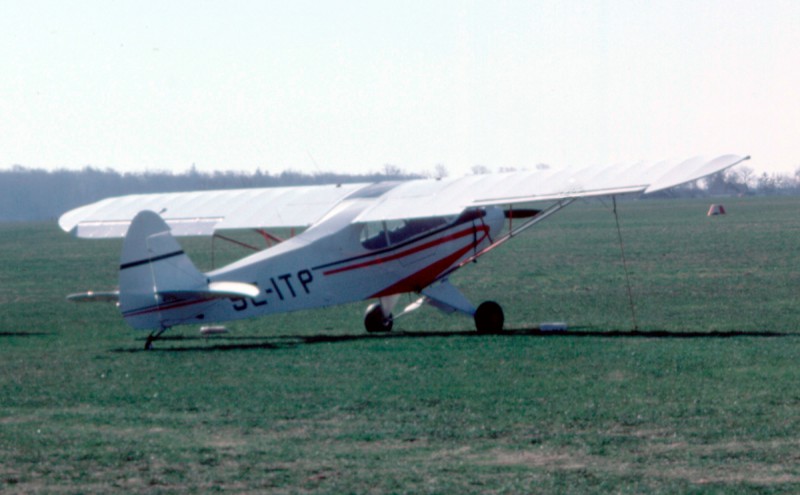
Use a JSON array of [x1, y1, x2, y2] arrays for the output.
[[146, 199, 505, 328]]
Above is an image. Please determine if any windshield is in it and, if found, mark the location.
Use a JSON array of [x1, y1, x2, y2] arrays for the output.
[[360, 217, 449, 250]]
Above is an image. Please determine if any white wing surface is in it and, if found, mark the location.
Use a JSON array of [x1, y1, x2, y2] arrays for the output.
[[59, 154, 748, 238], [353, 154, 749, 222], [59, 183, 368, 238]]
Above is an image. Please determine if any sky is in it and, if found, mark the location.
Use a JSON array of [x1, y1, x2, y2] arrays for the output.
[[2, 0, 798, 177]]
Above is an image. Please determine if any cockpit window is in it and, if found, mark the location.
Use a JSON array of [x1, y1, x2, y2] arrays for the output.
[[360, 217, 449, 250]]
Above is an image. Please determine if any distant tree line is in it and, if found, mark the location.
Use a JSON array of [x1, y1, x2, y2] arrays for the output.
[[0, 165, 422, 222], [1, 163, 798, 222], [656, 165, 800, 198]]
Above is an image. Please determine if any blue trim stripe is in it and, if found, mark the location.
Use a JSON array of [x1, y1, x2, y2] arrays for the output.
[[120, 250, 185, 270]]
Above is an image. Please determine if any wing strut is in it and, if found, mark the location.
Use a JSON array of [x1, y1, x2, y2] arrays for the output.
[[442, 198, 577, 280], [502, 198, 576, 240]]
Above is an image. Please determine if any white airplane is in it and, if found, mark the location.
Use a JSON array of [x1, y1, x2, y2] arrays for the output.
[[59, 155, 748, 349]]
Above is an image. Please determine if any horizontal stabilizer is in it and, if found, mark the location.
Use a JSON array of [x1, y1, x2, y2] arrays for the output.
[[66, 291, 120, 303], [159, 281, 260, 301]]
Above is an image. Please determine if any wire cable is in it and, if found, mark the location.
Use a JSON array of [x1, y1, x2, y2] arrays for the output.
[[612, 196, 639, 331]]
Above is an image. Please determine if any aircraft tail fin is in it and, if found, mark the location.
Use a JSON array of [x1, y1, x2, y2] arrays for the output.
[[118, 210, 257, 330]]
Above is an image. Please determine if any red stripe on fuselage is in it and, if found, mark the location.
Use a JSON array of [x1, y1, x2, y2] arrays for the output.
[[323, 225, 488, 276], [367, 241, 479, 298], [122, 297, 209, 318]]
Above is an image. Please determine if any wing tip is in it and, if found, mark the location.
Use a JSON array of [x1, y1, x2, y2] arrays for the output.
[[644, 154, 750, 194]]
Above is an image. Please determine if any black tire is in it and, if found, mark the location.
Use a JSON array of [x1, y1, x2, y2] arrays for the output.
[[474, 301, 504, 334], [364, 303, 393, 333]]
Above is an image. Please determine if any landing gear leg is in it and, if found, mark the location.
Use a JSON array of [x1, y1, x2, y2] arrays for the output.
[[364, 303, 393, 333], [474, 301, 505, 334]]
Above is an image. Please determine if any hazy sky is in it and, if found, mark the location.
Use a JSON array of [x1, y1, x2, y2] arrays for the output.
[[2, 1, 798, 176]]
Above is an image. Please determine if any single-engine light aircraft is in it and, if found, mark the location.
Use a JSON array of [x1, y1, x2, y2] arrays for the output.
[[59, 155, 749, 348]]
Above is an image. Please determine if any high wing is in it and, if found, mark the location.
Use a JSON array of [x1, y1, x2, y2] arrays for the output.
[[353, 155, 750, 222], [59, 183, 369, 238], [59, 155, 748, 238]]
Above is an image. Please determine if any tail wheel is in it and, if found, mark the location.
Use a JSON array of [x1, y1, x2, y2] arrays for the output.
[[364, 303, 393, 333], [474, 301, 504, 334]]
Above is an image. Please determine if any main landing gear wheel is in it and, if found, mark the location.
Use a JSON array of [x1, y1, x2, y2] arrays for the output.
[[474, 301, 505, 334], [364, 303, 393, 333]]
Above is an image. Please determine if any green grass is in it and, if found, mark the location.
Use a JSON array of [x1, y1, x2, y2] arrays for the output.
[[2, 196, 800, 493]]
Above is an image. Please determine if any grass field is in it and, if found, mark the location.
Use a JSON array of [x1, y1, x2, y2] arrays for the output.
[[2, 196, 800, 493]]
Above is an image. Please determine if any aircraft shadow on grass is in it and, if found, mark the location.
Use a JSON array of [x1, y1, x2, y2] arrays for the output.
[[111, 328, 800, 353], [0, 331, 52, 338]]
